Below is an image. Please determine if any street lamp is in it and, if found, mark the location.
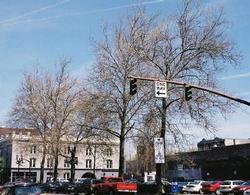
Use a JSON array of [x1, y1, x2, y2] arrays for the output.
[[16, 155, 31, 179], [21, 158, 31, 177], [16, 155, 24, 179]]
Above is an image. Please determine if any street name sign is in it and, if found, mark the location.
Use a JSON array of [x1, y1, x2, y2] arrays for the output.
[[154, 138, 165, 164], [155, 81, 167, 98]]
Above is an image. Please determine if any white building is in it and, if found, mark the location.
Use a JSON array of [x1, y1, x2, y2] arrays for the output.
[[0, 127, 119, 183]]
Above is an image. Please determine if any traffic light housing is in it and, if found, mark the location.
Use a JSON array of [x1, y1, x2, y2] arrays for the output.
[[184, 85, 192, 101], [129, 78, 137, 95]]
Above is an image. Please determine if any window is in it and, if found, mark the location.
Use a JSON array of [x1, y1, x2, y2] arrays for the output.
[[106, 160, 113, 169], [30, 146, 36, 154], [106, 148, 112, 156], [30, 158, 36, 167], [86, 159, 92, 168], [86, 147, 92, 156], [64, 172, 70, 180], [47, 158, 53, 168], [64, 159, 70, 168], [67, 146, 71, 154]]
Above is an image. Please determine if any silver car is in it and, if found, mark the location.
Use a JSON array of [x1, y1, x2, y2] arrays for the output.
[[219, 180, 244, 194]]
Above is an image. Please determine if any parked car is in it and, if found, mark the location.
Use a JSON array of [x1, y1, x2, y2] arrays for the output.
[[1, 182, 45, 195], [243, 189, 250, 195], [137, 180, 171, 194], [92, 176, 137, 195], [43, 181, 68, 193], [182, 180, 205, 193], [66, 182, 78, 194], [75, 178, 88, 183], [177, 181, 189, 193], [233, 181, 250, 195], [201, 180, 222, 194], [219, 180, 244, 195], [76, 178, 102, 195]]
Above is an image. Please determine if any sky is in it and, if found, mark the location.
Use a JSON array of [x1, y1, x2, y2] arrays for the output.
[[0, 0, 249, 146]]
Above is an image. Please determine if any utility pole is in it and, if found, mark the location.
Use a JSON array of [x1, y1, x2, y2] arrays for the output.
[[128, 75, 250, 194]]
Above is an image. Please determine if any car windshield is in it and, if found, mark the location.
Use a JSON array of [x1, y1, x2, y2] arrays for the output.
[[211, 181, 220, 184], [15, 185, 43, 195], [81, 179, 91, 184], [190, 181, 201, 185], [242, 181, 250, 185], [221, 181, 231, 185], [178, 182, 188, 186], [107, 178, 123, 182], [92, 179, 102, 184]]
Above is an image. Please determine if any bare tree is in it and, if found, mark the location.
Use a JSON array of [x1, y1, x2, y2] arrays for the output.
[[89, 18, 153, 176], [90, 0, 240, 186], [9, 60, 83, 182], [125, 0, 240, 190]]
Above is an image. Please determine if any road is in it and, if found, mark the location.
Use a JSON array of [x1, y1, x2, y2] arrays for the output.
[[46, 194, 212, 195]]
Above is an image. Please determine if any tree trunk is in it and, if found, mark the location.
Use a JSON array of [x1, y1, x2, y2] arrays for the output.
[[119, 136, 125, 177], [53, 149, 59, 182], [93, 145, 96, 175], [70, 146, 76, 182], [39, 147, 46, 183]]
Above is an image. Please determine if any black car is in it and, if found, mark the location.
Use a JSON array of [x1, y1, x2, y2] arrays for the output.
[[76, 178, 102, 195], [66, 182, 78, 194], [1, 182, 45, 195], [43, 181, 68, 193]]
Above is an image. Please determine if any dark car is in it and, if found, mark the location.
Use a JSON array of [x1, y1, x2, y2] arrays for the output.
[[1, 182, 45, 195], [66, 182, 78, 194], [43, 181, 68, 193], [233, 181, 250, 195], [77, 178, 102, 195], [137, 180, 172, 194]]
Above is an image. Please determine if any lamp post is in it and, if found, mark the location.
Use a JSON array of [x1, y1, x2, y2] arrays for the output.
[[16, 155, 23, 179], [21, 158, 31, 178], [16, 155, 31, 179]]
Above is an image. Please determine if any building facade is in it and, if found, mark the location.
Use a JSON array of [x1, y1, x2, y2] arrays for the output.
[[0, 127, 119, 183], [167, 137, 250, 181]]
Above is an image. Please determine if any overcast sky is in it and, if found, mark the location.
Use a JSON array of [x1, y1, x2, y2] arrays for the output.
[[0, 0, 249, 145]]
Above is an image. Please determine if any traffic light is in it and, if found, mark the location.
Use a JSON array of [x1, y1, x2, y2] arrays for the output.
[[129, 78, 137, 95], [184, 85, 192, 101]]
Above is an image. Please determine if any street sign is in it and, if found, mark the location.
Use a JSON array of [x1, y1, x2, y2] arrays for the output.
[[155, 81, 167, 98], [154, 138, 165, 164]]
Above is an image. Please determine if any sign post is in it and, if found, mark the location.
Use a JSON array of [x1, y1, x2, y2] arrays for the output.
[[155, 81, 167, 98]]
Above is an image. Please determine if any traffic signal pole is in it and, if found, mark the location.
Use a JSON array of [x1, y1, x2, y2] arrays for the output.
[[128, 76, 250, 106], [129, 75, 250, 194]]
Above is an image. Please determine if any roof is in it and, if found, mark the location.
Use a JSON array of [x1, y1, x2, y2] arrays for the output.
[[0, 127, 38, 136], [197, 137, 224, 146]]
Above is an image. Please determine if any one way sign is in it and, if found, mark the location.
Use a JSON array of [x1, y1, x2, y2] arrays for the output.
[[155, 81, 167, 98]]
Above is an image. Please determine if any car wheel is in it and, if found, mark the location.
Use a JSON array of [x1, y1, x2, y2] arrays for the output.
[[109, 191, 116, 195], [94, 189, 99, 195]]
